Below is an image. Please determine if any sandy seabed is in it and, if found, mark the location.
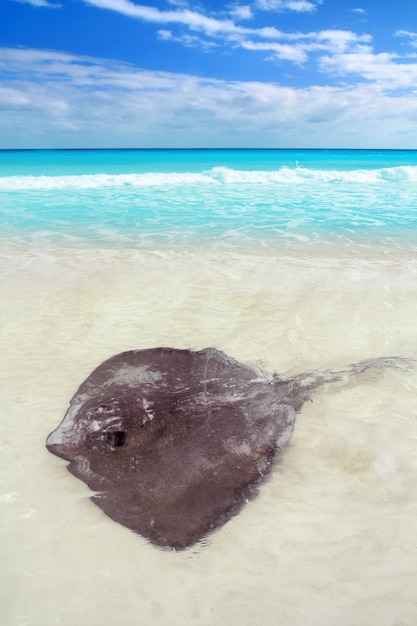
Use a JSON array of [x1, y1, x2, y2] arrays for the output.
[[1, 244, 416, 626]]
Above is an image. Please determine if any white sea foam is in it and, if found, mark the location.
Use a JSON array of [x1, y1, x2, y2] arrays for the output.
[[0, 172, 213, 190], [1, 165, 417, 190]]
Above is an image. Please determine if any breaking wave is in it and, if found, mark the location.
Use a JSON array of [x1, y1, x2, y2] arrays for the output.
[[1, 165, 417, 190]]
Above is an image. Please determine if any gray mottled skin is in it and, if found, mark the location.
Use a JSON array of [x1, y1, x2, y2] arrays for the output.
[[46, 348, 409, 549]]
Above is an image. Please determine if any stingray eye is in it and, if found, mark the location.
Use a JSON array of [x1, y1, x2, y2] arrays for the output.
[[105, 430, 126, 448]]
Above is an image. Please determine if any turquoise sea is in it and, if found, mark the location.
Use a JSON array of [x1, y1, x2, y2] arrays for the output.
[[1, 149, 417, 251], [1, 149, 417, 626]]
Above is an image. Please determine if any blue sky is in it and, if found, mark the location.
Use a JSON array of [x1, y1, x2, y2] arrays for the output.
[[1, 0, 417, 147]]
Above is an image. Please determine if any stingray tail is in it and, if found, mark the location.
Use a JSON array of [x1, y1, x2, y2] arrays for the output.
[[287, 356, 414, 392]]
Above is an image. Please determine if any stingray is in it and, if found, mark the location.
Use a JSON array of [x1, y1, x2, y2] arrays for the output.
[[46, 347, 409, 549]]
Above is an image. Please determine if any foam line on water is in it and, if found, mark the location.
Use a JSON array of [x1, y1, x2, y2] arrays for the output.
[[1, 165, 417, 190]]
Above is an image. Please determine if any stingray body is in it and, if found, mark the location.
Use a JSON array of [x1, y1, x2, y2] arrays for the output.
[[46, 348, 406, 549]]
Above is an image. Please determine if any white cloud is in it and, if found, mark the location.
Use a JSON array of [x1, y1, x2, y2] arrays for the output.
[[256, 0, 319, 11], [315, 30, 371, 52], [81, 1, 374, 69], [228, 4, 253, 20], [238, 29, 371, 64], [84, 0, 320, 25], [165, 0, 188, 6], [396, 30, 417, 49], [1, 46, 417, 148], [319, 49, 417, 88], [83, 0, 242, 36], [81, 0, 317, 42], [157, 29, 217, 49], [351, 8, 366, 15], [240, 39, 308, 63], [11, 0, 60, 7]]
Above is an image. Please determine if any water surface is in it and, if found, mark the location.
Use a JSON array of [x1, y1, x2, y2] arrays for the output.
[[1, 149, 416, 625]]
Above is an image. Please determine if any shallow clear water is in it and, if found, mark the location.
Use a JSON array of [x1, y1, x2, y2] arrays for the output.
[[1, 149, 416, 625]]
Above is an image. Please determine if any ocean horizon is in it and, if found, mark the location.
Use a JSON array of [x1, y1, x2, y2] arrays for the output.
[[1, 148, 416, 625]]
